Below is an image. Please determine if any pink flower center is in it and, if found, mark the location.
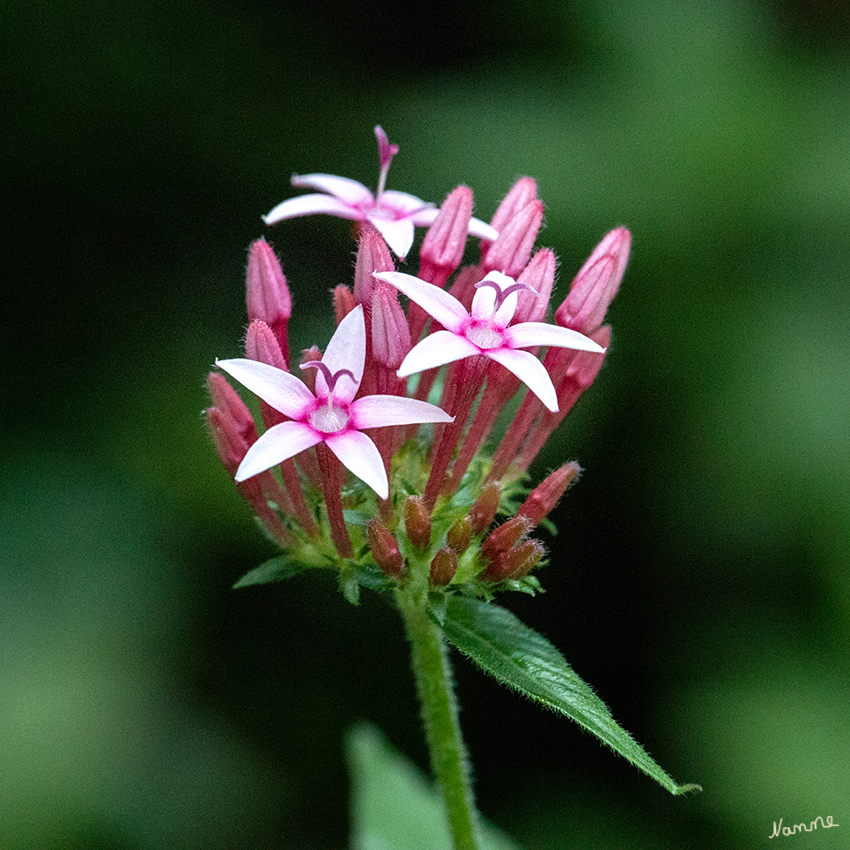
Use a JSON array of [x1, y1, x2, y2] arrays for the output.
[[309, 403, 350, 434], [300, 361, 356, 433], [465, 323, 505, 350]]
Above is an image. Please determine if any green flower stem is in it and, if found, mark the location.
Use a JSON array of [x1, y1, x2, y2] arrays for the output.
[[396, 583, 481, 850]]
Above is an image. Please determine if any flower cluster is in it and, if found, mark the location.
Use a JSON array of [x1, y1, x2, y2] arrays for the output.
[[206, 127, 630, 597]]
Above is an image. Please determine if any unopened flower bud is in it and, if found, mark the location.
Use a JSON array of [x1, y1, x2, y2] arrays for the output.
[[403, 496, 431, 550], [488, 177, 538, 240], [246, 238, 291, 364], [206, 406, 249, 477], [483, 539, 544, 582], [482, 199, 543, 278], [367, 520, 404, 577], [354, 227, 394, 304], [517, 463, 581, 529], [207, 372, 256, 444], [244, 321, 288, 428], [430, 547, 458, 587], [245, 320, 287, 369], [556, 227, 630, 335], [419, 186, 473, 287], [470, 481, 501, 535], [446, 264, 485, 313], [334, 284, 356, 324], [513, 248, 555, 324], [481, 515, 533, 561], [372, 280, 411, 370], [446, 516, 472, 553]]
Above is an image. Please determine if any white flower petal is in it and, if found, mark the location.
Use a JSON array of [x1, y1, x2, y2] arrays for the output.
[[216, 358, 314, 418], [494, 291, 519, 326], [235, 421, 323, 482], [367, 216, 415, 259], [408, 207, 440, 227], [507, 322, 606, 353], [316, 305, 366, 402], [373, 271, 468, 332], [351, 395, 453, 429], [262, 194, 360, 225], [470, 285, 497, 321], [325, 430, 389, 499], [290, 173, 373, 206], [397, 330, 480, 377], [467, 216, 499, 242], [378, 189, 433, 216], [486, 347, 559, 412]]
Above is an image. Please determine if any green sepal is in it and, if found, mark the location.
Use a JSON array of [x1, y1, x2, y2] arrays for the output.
[[339, 562, 395, 605], [427, 591, 448, 627], [232, 555, 308, 588], [339, 564, 361, 605], [443, 596, 701, 796]]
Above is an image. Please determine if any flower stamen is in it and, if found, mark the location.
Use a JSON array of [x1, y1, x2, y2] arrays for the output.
[[300, 361, 355, 408]]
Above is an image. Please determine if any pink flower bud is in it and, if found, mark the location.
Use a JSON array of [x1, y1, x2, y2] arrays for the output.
[[430, 547, 458, 587], [206, 406, 249, 477], [517, 463, 581, 528], [334, 284, 356, 324], [371, 280, 411, 370], [245, 320, 287, 369], [246, 238, 291, 363], [206, 372, 256, 445], [404, 496, 432, 550], [488, 177, 538, 239], [354, 227, 395, 304], [299, 346, 322, 394], [513, 248, 556, 324], [419, 186, 473, 287], [245, 320, 288, 428], [367, 519, 404, 577], [555, 227, 630, 335], [482, 199, 544, 279]]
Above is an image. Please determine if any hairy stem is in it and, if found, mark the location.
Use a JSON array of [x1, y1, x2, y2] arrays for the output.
[[396, 585, 481, 850]]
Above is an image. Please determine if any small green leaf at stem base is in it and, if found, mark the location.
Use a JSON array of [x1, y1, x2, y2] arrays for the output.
[[232, 555, 307, 588], [443, 596, 701, 796]]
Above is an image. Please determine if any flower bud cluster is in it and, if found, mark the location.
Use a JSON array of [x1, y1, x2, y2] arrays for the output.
[[206, 128, 629, 598]]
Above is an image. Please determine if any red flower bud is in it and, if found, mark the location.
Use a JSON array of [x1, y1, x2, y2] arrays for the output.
[[481, 516, 533, 561], [483, 539, 544, 582], [430, 547, 458, 587], [403, 496, 432, 550], [446, 516, 472, 553], [470, 481, 501, 535], [367, 520, 404, 577], [517, 463, 581, 529]]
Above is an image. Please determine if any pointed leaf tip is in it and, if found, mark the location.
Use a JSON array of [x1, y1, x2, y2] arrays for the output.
[[443, 597, 699, 796]]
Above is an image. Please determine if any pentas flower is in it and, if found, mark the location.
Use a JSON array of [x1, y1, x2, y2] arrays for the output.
[[262, 126, 496, 259], [215, 305, 452, 500], [373, 269, 606, 412]]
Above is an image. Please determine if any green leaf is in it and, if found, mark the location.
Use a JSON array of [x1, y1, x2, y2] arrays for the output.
[[232, 555, 307, 588], [347, 722, 524, 850], [443, 597, 701, 796]]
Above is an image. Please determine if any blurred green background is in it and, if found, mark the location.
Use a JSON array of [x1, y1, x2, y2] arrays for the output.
[[3, 0, 849, 846]]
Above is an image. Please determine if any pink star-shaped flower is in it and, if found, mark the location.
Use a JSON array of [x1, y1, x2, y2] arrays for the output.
[[215, 305, 452, 499], [262, 126, 497, 259], [373, 270, 606, 412]]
